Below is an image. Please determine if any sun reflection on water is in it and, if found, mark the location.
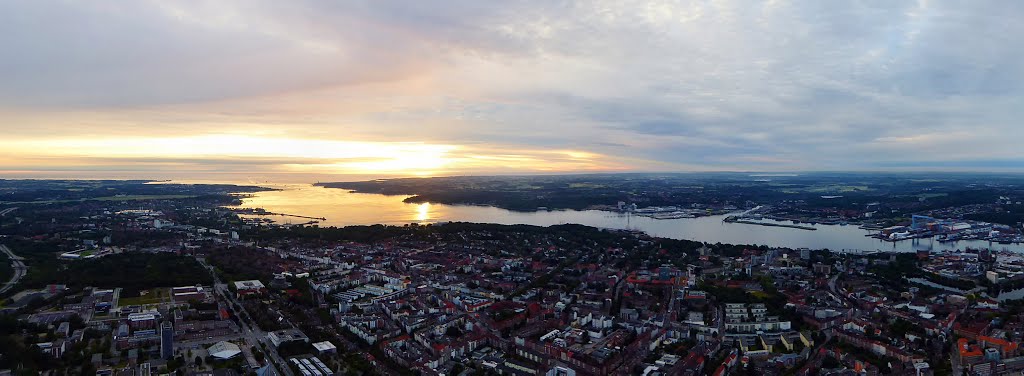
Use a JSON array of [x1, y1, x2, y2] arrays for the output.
[[416, 202, 431, 222]]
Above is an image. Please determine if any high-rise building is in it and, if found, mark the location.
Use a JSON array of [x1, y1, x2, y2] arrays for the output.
[[160, 321, 174, 360]]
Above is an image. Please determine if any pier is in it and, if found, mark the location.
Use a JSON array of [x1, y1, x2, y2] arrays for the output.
[[231, 208, 326, 221], [723, 216, 817, 230], [271, 213, 327, 221]]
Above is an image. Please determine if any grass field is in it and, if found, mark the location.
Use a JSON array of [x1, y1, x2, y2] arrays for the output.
[[119, 287, 171, 306], [749, 291, 772, 299]]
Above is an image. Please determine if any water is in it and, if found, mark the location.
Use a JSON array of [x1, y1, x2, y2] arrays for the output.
[[906, 278, 969, 294], [997, 288, 1024, 301], [230, 184, 1024, 253]]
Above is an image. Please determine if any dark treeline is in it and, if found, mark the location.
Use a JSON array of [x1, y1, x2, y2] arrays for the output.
[[318, 173, 1024, 217], [0, 179, 268, 203], [245, 222, 664, 246], [32, 253, 212, 295]]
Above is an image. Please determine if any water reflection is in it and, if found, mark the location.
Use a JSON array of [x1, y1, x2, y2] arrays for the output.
[[416, 202, 431, 222], [230, 184, 1024, 253]]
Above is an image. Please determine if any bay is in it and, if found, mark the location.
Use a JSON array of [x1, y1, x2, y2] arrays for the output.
[[230, 184, 1024, 253]]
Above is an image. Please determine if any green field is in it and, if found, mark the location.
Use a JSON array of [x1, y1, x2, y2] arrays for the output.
[[119, 287, 171, 306]]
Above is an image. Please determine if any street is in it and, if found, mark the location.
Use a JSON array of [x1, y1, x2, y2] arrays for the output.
[[197, 257, 295, 376]]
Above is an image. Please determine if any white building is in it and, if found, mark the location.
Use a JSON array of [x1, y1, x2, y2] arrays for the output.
[[233, 280, 266, 296], [268, 329, 309, 348], [312, 341, 337, 355], [723, 303, 791, 333], [208, 341, 242, 360]]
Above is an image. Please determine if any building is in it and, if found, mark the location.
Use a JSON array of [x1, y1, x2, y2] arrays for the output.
[[207, 341, 242, 360], [958, 338, 984, 364], [290, 356, 333, 376], [35, 341, 66, 358], [128, 313, 158, 332], [233, 280, 267, 296], [312, 341, 337, 355], [160, 321, 174, 360], [268, 329, 309, 348], [547, 366, 577, 376], [171, 285, 208, 302], [256, 365, 278, 376], [723, 303, 791, 333]]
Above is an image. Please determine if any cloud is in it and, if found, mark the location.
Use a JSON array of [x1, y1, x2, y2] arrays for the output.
[[1, 0, 1022, 177]]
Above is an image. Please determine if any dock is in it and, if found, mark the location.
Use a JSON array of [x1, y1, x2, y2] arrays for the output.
[[271, 213, 327, 221], [724, 217, 817, 230], [231, 208, 326, 221]]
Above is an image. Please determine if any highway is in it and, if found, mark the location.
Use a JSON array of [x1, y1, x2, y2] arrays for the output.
[[0, 207, 18, 217], [0, 244, 28, 295]]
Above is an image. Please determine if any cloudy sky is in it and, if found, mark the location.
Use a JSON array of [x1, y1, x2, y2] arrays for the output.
[[1, 1, 1022, 181]]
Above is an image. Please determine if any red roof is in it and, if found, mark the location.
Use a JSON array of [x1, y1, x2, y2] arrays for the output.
[[527, 303, 542, 314], [959, 338, 983, 358], [980, 336, 1019, 353]]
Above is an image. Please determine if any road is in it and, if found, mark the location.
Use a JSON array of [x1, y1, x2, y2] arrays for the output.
[[0, 207, 18, 217], [0, 244, 28, 295], [197, 258, 295, 376], [827, 273, 858, 311], [827, 273, 840, 297], [951, 338, 962, 375]]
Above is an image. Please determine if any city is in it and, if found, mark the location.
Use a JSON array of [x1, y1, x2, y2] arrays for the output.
[[2, 179, 1024, 376], [3, 1, 1024, 375]]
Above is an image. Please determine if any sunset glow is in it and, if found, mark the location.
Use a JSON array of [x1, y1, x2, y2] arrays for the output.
[[0, 134, 625, 178], [2, 1, 1022, 180]]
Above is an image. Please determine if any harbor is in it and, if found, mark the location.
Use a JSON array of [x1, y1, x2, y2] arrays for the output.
[[621, 204, 729, 220], [226, 185, 1024, 253], [869, 215, 1024, 244]]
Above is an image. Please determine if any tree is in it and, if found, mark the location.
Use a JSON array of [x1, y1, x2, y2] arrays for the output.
[[195, 356, 203, 366], [822, 355, 841, 369]]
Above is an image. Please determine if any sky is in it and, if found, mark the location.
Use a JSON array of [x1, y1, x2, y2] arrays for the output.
[[1, 1, 1023, 182]]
